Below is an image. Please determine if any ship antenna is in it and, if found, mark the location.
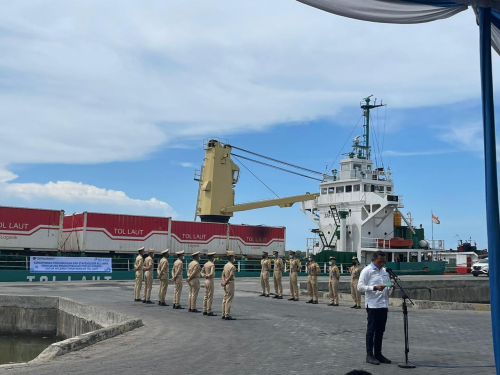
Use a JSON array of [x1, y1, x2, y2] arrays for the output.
[[360, 95, 385, 160]]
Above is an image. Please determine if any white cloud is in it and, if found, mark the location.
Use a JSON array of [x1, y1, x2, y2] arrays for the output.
[[1, 181, 177, 217], [180, 162, 195, 168], [0, 1, 495, 209]]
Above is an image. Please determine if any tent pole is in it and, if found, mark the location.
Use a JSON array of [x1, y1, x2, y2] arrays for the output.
[[479, 7, 500, 373]]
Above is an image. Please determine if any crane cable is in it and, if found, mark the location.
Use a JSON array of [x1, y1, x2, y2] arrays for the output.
[[232, 155, 280, 199], [231, 153, 323, 182], [228, 145, 323, 176]]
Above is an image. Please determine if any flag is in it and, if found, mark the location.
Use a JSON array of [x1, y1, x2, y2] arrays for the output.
[[432, 214, 440, 224]]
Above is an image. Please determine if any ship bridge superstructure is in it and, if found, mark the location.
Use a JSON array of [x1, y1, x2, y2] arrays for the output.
[[300, 96, 439, 263]]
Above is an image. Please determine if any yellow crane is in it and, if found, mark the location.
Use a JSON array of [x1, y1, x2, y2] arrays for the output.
[[194, 139, 319, 222]]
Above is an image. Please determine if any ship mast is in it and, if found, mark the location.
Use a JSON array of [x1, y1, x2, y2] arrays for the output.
[[360, 95, 385, 160]]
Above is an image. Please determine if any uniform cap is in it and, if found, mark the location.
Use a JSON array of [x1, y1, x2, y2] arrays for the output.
[[289, 250, 296, 254], [137, 247, 145, 251], [226, 251, 235, 256], [148, 248, 155, 253], [176, 250, 185, 255], [262, 251, 268, 255], [161, 249, 170, 255], [329, 256, 336, 260], [352, 256, 358, 260], [273, 251, 279, 254], [192, 251, 200, 256], [207, 252, 216, 256]]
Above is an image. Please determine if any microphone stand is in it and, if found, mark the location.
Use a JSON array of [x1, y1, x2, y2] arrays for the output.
[[387, 269, 416, 369]]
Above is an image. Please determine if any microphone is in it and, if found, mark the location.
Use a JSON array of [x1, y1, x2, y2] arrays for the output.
[[386, 268, 397, 279]]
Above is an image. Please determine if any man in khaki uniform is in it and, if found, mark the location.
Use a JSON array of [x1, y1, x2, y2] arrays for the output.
[[221, 251, 236, 320], [134, 247, 145, 302], [157, 249, 170, 306], [142, 249, 155, 304], [349, 256, 362, 309], [327, 256, 340, 306], [171, 250, 185, 309], [272, 250, 284, 299], [288, 250, 301, 301], [201, 252, 217, 316], [187, 251, 201, 313], [260, 251, 271, 297], [306, 253, 320, 304]]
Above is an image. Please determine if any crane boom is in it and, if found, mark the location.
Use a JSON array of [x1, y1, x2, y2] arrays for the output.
[[221, 193, 319, 214]]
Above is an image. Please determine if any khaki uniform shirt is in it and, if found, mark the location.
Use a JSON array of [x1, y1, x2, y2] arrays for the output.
[[289, 258, 301, 273], [274, 258, 284, 273], [261, 259, 271, 273], [157, 257, 169, 280], [307, 261, 320, 276], [329, 265, 340, 280], [134, 255, 144, 271], [223, 262, 236, 283], [350, 265, 362, 280], [172, 259, 183, 280], [187, 260, 201, 281], [144, 257, 154, 272], [201, 261, 215, 279]]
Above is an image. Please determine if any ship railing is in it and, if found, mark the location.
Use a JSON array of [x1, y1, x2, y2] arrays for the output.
[[425, 239, 446, 250], [361, 237, 391, 249]]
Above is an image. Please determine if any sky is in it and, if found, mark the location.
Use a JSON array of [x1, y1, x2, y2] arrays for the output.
[[0, 0, 498, 250]]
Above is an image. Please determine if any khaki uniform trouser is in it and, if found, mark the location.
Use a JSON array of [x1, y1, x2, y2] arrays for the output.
[[188, 278, 201, 310], [261, 271, 270, 294], [134, 271, 143, 300], [273, 272, 283, 296], [222, 281, 235, 317], [203, 278, 215, 313], [143, 271, 153, 301], [307, 275, 318, 301], [351, 278, 361, 306], [289, 272, 299, 299], [173, 277, 183, 305], [329, 278, 339, 304], [158, 277, 168, 302]]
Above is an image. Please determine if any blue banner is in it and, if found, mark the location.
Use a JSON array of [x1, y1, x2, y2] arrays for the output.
[[30, 256, 112, 273]]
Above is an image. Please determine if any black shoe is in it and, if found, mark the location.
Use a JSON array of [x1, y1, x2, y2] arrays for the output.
[[203, 311, 208, 315], [142, 300, 147, 303], [225, 316, 236, 320], [265, 294, 270, 297], [173, 304, 177, 309], [272, 295, 279, 299], [222, 316, 226, 320], [327, 303, 334, 306], [134, 299, 142, 302], [278, 296, 283, 299], [161, 302, 168, 306], [288, 298, 295, 301], [191, 309, 201, 313], [158, 301, 161, 305], [355, 306, 361, 309], [294, 299, 299, 301], [333, 304, 339, 306], [207, 312, 217, 316], [259, 294, 265, 296], [188, 308, 192, 312], [351, 305, 357, 308], [312, 301, 318, 304], [375, 355, 392, 364], [175, 305, 185, 309], [146, 300, 154, 304], [366, 355, 380, 365], [306, 300, 313, 304]]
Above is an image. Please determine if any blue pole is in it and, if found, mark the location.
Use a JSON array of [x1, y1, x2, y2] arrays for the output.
[[479, 7, 500, 373]]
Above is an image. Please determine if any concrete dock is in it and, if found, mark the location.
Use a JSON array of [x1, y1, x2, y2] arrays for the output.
[[0, 275, 495, 375]]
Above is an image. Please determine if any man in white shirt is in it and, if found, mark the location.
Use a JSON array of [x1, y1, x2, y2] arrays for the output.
[[357, 250, 393, 366]]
